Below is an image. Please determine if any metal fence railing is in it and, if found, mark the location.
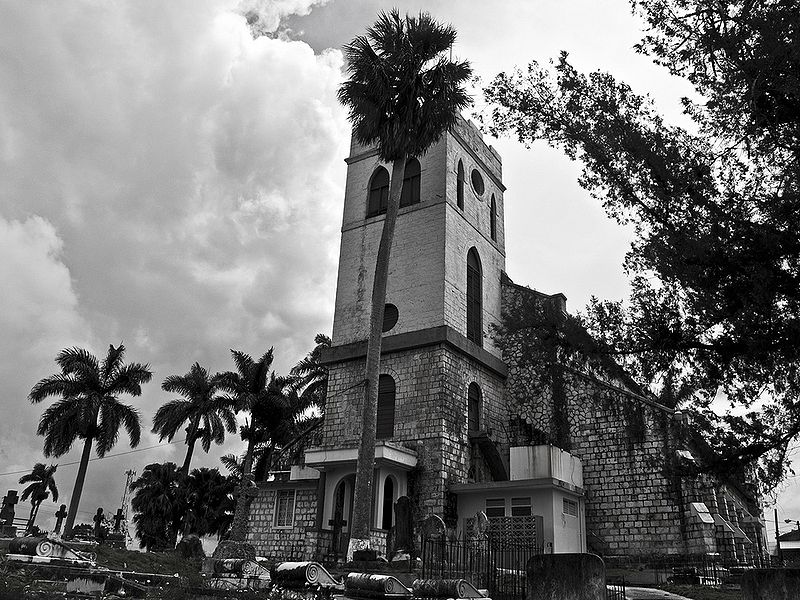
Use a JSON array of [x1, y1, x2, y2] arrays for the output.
[[420, 536, 541, 600]]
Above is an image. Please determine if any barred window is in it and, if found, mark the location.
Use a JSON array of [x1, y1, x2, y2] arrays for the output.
[[468, 382, 481, 432], [486, 498, 505, 518], [511, 497, 531, 517], [274, 489, 296, 527], [563, 498, 578, 517]]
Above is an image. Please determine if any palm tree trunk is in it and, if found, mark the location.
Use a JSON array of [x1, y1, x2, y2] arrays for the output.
[[63, 435, 93, 539], [228, 435, 256, 542], [348, 156, 406, 559], [182, 425, 199, 475], [26, 502, 37, 535], [182, 441, 196, 474]]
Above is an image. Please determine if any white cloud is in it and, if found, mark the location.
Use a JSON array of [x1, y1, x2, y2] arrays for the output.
[[0, 0, 348, 518]]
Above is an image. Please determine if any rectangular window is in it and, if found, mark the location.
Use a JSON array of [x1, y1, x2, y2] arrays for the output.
[[485, 498, 505, 518], [511, 496, 531, 517], [274, 489, 296, 527], [563, 498, 578, 517]]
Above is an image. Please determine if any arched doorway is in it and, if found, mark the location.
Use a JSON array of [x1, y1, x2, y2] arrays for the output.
[[331, 474, 355, 560]]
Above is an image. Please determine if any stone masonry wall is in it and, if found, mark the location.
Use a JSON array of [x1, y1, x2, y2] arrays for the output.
[[501, 280, 689, 557], [321, 343, 506, 520], [247, 484, 317, 560]]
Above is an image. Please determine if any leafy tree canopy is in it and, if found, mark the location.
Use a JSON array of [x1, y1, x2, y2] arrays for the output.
[[484, 0, 800, 491]]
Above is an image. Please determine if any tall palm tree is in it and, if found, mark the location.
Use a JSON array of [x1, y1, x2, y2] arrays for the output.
[[337, 10, 472, 556], [222, 348, 274, 542], [289, 333, 331, 414], [152, 362, 236, 474], [19, 463, 58, 535], [29, 344, 151, 539]]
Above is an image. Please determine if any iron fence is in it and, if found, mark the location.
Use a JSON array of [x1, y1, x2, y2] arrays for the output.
[[605, 576, 626, 600], [420, 536, 541, 600]]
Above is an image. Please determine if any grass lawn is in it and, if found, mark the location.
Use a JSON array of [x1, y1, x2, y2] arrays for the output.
[[93, 544, 202, 578]]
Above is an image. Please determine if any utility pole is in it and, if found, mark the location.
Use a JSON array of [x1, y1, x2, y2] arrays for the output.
[[119, 470, 136, 545], [775, 508, 783, 562]]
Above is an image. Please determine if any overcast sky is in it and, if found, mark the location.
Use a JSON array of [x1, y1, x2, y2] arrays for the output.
[[0, 0, 796, 543]]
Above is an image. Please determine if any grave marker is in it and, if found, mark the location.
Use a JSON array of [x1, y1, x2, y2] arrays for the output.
[[54, 504, 68, 534]]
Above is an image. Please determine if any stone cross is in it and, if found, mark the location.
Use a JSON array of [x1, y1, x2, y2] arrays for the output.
[[54, 504, 68, 534], [93, 507, 106, 542], [0, 490, 19, 526], [113, 508, 124, 533]]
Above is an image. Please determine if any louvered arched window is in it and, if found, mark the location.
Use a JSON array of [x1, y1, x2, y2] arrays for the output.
[[376, 374, 396, 439], [490, 194, 497, 241], [368, 167, 390, 217], [466, 248, 483, 346], [400, 158, 421, 207], [456, 160, 465, 210]]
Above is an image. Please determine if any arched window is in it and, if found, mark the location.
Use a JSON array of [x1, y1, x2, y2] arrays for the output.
[[456, 160, 465, 210], [400, 158, 421, 207], [381, 476, 395, 530], [367, 167, 390, 217], [466, 248, 483, 346], [490, 194, 497, 241], [468, 382, 482, 432], [376, 374, 396, 439]]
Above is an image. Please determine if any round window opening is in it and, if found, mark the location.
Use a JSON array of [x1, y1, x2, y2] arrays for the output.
[[383, 304, 399, 332], [471, 169, 485, 196]]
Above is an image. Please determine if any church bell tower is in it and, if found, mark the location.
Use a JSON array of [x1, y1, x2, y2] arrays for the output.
[[305, 116, 509, 554]]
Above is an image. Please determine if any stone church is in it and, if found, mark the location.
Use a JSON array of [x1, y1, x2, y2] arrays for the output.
[[245, 117, 767, 565]]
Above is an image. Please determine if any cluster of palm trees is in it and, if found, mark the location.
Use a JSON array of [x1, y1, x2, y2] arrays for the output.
[[27, 335, 330, 542], [130, 463, 235, 550]]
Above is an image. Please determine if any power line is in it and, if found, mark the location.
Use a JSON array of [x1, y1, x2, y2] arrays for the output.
[[0, 438, 187, 478]]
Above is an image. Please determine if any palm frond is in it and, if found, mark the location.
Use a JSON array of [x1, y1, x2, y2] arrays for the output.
[[111, 362, 152, 396], [56, 347, 100, 381], [29, 374, 83, 403], [37, 399, 83, 457], [152, 399, 193, 441], [101, 344, 125, 383]]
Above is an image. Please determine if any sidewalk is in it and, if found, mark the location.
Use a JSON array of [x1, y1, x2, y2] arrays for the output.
[[624, 587, 695, 600]]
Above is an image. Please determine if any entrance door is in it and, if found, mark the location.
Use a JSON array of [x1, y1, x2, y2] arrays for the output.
[[330, 475, 355, 561]]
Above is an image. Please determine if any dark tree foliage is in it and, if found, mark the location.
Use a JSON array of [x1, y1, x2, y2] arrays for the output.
[[130, 462, 235, 550], [485, 0, 800, 491]]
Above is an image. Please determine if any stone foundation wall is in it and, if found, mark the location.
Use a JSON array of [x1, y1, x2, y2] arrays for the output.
[[246, 484, 317, 560]]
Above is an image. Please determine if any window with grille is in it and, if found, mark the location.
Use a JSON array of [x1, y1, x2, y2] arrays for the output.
[[274, 489, 296, 527], [486, 498, 505, 518], [563, 498, 579, 517], [466, 248, 483, 346], [367, 167, 389, 217], [456, 160, 464, 209], [376, 374, 396, 439], [468, 382, 481, 432], [511, 497, 532, 516], [490, 194, 497, 241], [400, 158, 421, 207]]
